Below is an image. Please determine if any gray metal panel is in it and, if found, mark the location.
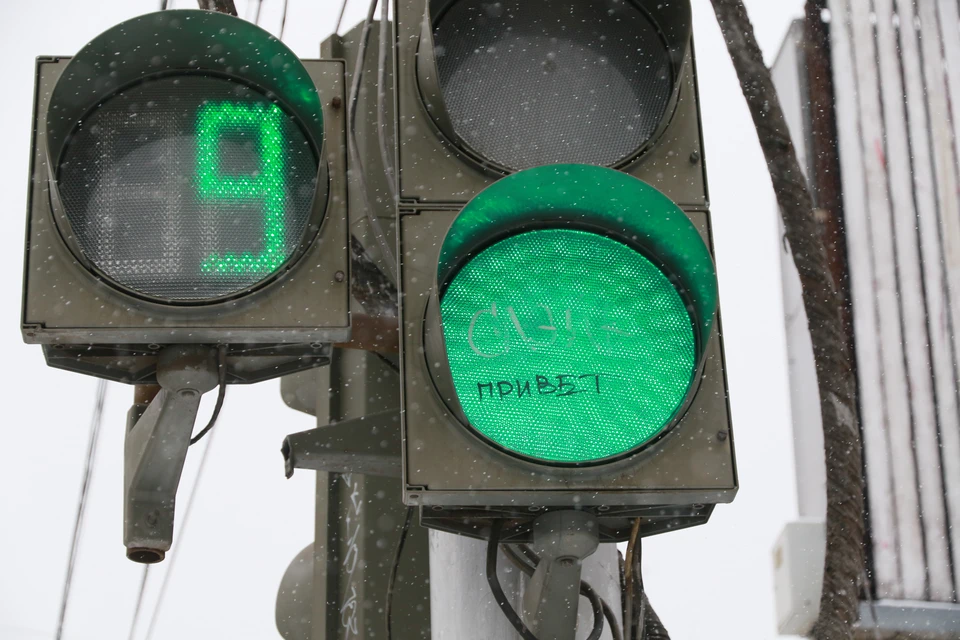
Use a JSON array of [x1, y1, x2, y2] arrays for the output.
[[856, 601, 960, 638], [399, 208, 736, 510], [311, 350, 430, 640], [392, 0, 708, 208], [22, 58, 351, 345]]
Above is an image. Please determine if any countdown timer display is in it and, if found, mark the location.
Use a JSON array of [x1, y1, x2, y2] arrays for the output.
[[57, 75, 319, 302]]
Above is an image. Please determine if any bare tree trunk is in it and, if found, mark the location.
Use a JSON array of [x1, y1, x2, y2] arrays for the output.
[[708, 2, 864, 639]]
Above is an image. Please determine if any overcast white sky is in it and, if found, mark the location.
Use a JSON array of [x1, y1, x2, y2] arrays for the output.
[[0, 0, 806, 638]]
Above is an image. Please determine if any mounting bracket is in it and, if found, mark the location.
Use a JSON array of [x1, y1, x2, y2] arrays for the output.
[[124, 346, 219, 563]]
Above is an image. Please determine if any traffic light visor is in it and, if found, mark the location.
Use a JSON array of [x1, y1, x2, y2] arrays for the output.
[[45, 11, 327, 303], [432, 165, 718, 464]]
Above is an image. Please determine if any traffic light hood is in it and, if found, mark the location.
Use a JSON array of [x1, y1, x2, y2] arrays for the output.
[[47, 10, 325, 172], [436, 164, 719, 350]]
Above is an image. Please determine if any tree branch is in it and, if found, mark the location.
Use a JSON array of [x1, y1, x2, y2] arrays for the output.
[[708, 2, 864, 639]]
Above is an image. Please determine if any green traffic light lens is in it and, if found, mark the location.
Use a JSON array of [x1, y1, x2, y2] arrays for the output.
[[440, 229, 696, 463], [432, 164, 719, 465]]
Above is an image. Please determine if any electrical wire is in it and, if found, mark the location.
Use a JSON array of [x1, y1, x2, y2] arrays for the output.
[[143, 427, 220, 640], [486, 521, 540, 640], [55, 379, 107, 640], [386, 506, 415, 640], [127, 565, 151, 640], [373, 350, 400, 374], [503, 544, 620, 640], [377, 0, 398, 203], [253, 0, 263, 24], [579, 581, 607, 640], [334, 0, 349, 36], [278, 0, 289, 40], [348, 0, 399, 283], [624, 519, 643, 640], [160, 0, 169, 9], [189, 345, 227, 446]]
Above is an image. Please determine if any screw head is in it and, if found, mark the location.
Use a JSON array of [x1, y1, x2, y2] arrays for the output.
[[331, 96, 342, 109], [717, 430, 728, 442], [334, 270, 345, 283], [689, 150, 701, 164], [145, 510, 159, 526]]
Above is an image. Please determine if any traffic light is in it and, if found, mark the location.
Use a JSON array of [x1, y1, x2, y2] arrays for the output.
[[22, 9, 350, 384], [395, 0, 736, 541], [20, 9, 351, 561]]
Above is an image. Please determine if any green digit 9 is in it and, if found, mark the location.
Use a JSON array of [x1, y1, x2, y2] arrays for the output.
[[196, 101, 286, 274]]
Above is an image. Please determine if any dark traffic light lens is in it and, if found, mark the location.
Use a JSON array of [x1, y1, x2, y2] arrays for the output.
[[440, 229, 696, 464], [57, 75, 319, 302], [432, 0, 673, 170]]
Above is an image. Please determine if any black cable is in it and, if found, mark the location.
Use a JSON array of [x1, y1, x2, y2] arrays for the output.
[[189, 345, 227, 446], [373, 350, 400, 373], [127, 565, 150, 640], [377, 0, 398, 203], [625, 519, 643, 640], [55, 379, 107, 640], [160, 0, 169, 9], [505, 544, 620, 640], [602, 597, 624, 640], [386, 506, 415, 640], [486, 521, 540, 640], [633, 533, 645, 640], [278, 0, 289, 40], [333, 0, 349, 36], [579, 581, 606, 640], [348, 0, 399, 283]]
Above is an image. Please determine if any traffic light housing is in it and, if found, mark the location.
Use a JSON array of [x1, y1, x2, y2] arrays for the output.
[[21, 10, 350, 383], [395, 0, 736, 541], [394, 0, 706, 207]]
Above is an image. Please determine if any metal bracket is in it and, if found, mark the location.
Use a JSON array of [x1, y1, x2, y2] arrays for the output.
[[281, 409, 401, 478], [521, 511, 600, 640], [124, 346, 219, 563]]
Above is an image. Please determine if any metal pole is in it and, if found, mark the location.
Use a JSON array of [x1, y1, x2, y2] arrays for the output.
[[306, 350, 430, 640]]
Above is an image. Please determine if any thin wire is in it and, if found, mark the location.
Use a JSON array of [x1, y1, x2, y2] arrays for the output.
[[373, 351, 400, 373], [189, 345, 227, 446], [386, 506, 415, 640], [334, 0, 349, 36], [253, 0, 263, 24], [348, 0, 399, 283], [160, 0, 169, 9], [143, 428, 219, 640], [278, 0, 289, 40], [55, 379, 107, 640], [127, 565, 151, 640], [377, 0, 398, 203], [486, 522, 539, 640]]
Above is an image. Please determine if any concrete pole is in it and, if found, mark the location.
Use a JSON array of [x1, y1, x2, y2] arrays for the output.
[[429, 531, 623, 640]]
